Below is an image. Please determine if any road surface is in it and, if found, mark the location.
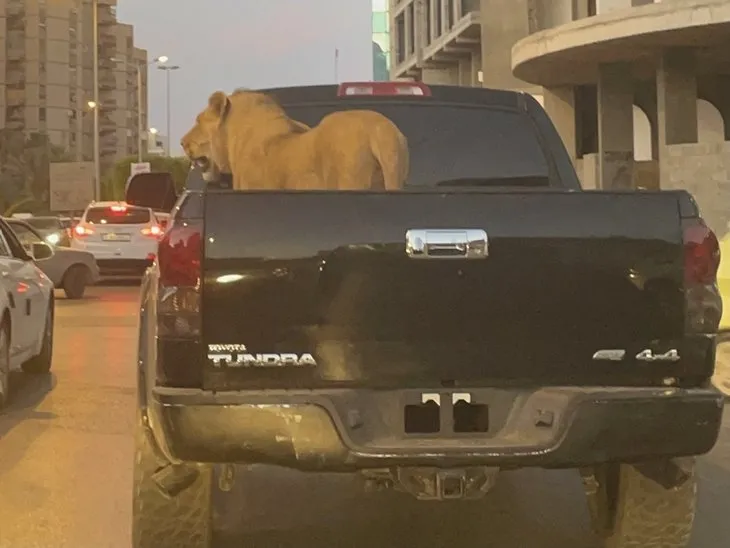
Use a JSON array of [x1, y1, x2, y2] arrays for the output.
[[0, 285, 728, 548]]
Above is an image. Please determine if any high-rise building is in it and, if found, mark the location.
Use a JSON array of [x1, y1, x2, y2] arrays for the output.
[[372, 0, 390, 80], [0, 0, 149, 168]]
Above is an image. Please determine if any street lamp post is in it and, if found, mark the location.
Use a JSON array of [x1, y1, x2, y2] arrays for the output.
[[92, 0, 100, 201], [136, 56, 167, 161], [113, 56, 167, 162], [158, 65, 180, 156]]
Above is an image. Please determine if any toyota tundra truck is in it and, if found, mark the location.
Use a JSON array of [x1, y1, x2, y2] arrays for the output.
[[129, 82, 724, 548]]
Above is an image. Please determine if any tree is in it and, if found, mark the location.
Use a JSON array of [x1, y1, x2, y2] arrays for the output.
[[0, 130, 70, 214], [102, 155, 191, 201], [372, 41, 389, 82]]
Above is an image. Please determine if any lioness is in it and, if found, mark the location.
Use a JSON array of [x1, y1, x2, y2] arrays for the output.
[[181, 89, 409, 190]]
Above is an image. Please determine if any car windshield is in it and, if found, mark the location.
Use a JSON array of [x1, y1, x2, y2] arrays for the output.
[[25, 217, 61, 231], [85, 206, 151, 225]]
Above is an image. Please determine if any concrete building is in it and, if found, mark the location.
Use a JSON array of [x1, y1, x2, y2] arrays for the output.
[[390, 0, 482, 86], [389, 0, 730, 237], [0, 0, 149, 169], [146, 129, 166, 156], [512, 0, 730, 237]]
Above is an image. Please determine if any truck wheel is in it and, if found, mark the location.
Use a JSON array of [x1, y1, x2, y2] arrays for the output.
[[62, 265, 90, 299], [132, 410, 213, 548], [584, 459, 697, 548]]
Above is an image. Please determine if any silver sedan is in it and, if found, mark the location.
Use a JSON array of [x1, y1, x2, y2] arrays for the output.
[[5, 218, 100, 299]]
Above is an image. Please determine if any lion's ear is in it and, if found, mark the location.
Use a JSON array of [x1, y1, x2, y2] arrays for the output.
[[208, 91, 230, 118]]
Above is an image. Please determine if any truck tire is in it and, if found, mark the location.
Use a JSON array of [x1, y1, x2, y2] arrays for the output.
[[132, 410, 213, 548], [585, 459, 697, 548]]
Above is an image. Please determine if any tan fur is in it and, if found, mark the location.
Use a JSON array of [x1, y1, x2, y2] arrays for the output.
[[180, 90, 409, 190]]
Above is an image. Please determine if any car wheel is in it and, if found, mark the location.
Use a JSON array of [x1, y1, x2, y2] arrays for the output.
[[132, 409, 213, 548], [0, 320, 10, 410], [63, 264, 90, 299], [22, 302, 53, 374], [584, 459, 697, 548]]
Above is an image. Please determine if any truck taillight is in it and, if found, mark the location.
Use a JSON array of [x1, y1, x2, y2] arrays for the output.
[[683, 219, 722, 333], [155, 219, 203, 388], [337, 81, 431, 97], [157, 221, 201, 288], [684, 222, 720, 284]]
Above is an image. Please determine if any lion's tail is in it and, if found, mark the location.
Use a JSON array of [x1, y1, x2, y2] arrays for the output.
[[370, 122, 409, 190]]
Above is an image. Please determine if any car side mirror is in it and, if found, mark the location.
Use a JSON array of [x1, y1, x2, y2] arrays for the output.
[[31, 242, 54, 261]]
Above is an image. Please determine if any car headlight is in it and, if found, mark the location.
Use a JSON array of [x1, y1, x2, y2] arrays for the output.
[[46, 233, 60, 245]]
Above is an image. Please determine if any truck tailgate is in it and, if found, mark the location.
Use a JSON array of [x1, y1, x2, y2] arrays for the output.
[[201, 190, 694, 390]]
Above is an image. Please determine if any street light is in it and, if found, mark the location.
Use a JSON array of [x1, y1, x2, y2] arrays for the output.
[[113, 55, 168, 162], [158, 65, 180, 156]]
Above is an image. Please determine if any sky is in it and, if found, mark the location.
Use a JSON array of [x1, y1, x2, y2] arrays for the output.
[[117, 0, 374, 155]]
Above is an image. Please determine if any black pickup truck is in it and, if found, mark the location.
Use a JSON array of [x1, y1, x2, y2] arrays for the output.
[[129, 82, 724, 548]]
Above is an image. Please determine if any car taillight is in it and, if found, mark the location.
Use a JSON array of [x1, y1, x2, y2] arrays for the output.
[[337, 81, 431, 97], [155, 219, 203, 388], [141, 225, 163, 237], [683, 219, 722, 333], [74, 224, 94, 237]]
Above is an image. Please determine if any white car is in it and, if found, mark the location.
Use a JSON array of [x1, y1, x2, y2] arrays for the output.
[[70, 201, 163, 277], [0, 217, 55, 410]]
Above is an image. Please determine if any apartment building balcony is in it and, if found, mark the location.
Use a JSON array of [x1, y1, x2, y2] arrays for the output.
[[7, 45, 25, 62], [5, 106, 25, 130], [6, 88, 26, 106], [392, 0, 481, 80]]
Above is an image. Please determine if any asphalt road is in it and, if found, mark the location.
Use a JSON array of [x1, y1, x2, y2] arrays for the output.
[[0, 285, 728, 548]]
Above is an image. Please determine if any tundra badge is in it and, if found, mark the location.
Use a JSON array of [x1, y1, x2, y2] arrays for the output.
[[207, 344, 317, 368]]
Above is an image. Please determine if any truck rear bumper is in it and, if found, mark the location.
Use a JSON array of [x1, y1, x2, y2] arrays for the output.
[[150, 385, 724, 471]]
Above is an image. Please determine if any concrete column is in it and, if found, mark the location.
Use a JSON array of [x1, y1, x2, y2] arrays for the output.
[[597, 62, 634, 189], [458, 59, 471, 86], [471, 52, 482, 86], [429, 0, 437, 41], [634, 80, 658, 160], [480, 0, 539, 93], [657, 47, 698, 146], [699, 75, 730, 141], [574, 0, 591, 19], [543, 86, 577, 163]]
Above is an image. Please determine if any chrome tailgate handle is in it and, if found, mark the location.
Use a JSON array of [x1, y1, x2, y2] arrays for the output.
[[405, 229, 488, 259]]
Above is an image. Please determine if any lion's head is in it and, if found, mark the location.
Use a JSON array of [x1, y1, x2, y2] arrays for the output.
[[180, 91, 231, 181], [182, 89, 312, 182]]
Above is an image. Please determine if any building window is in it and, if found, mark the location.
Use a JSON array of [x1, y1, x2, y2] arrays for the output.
[[39, 107, 46, 122], [396, 14, 406, 63]]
